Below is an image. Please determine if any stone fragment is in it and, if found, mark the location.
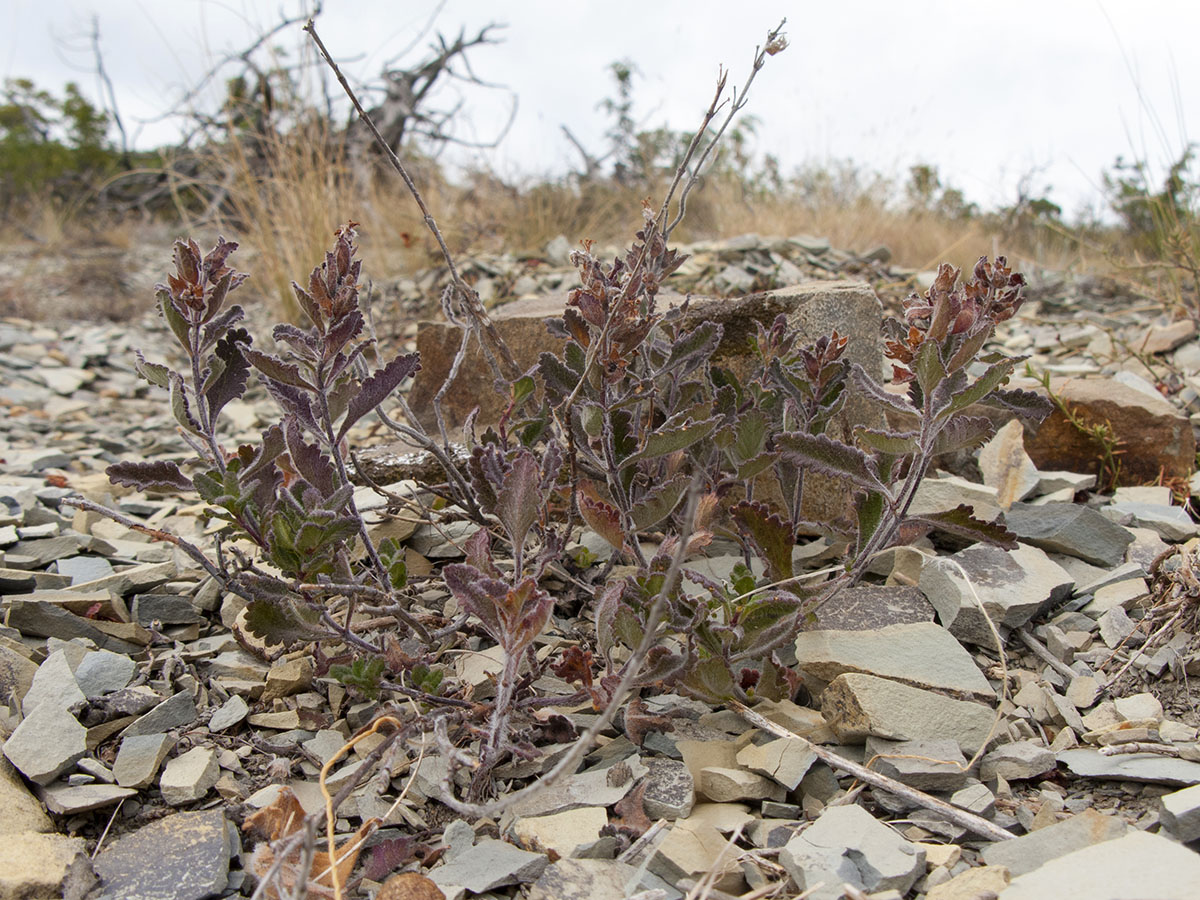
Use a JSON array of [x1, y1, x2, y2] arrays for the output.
[[736, 737, 817, 791], [1159, 782, 1200, 842], [55, 554, 115, 584], [21, 648, 85, 714], [7, 598, 139, 653], [0, 833, 89, 900], [208, 695, 249, 732], [820, 673, 997, 754], [160, 746, 220, 805], [93, 809, 230, 900], [3, 700, 87, 784], [0, 740, 54, 835], [925, 865, 1011, 900], [1108, 500, 1200, 541], [1113, 691, 1164, 721], [122, 690, 197, 738], [1082, 577, 1147, 618], [795, 621, 994, 697], [1022, 375, 1195, 482], [508, 756, 645, 817], [979, 740, 1057, 781], [73, 649, 137, 698], [950, 782, 996, 817], [114, 733, 175, 788], [863, 738, 968, 792], [779, 803, 924, 900], [699, 766, 781, 802], [642, 758, 695, 819], [918, 543, 1073, 646], [979, 419, 1040, 508], [261, 657, 314, 701], [39, 782, 136, 814], [1001, 829, 1200, 900], [429, 837, 548, 894], [1137, 318, 1197, 354], [798, 583, 935, 631], [649, 803, 753, 893], [526, 858, 676, 900], [1097, 605, 1137, 648], [0, 642, 38, 708], [980, 809, 1126, 877], [509, 806, 608, 857], [1005, 502, 1134, 566], [1057, 747, 1200, 785], [907, 474, 1001, 522], [131, 592, 203, 626]]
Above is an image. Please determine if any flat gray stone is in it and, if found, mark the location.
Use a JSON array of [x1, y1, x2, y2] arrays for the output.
[[527, 858, 680, 900], [160, 746, 219, 805], [208, 695, 249, 732], [821, 673, 997, 755], [73, 649, 137, 698], [0, 833, 89, 900], [3, 700, 87, 784], [55, 555, 115, 584], [1106, 501, 1200, 541], [779, 803, 924, 900], [0, 739, 54, 835], [1001, 829, 1200, 900], [121, 690, 197, 738], [980, 740, 1057, 781], [918, 543, 1074, 646], [1159, 782, 1200, 842], [1058, 747, 1200, 785], [1005, 502, 1134, 566], [796, 583, 934, 632], [736, 738, 817, 791], [429, 837, 548, 893], [0, 643, 38, 709], [21, 649, 85, 715], [863, 737, 968, 792], [113, 734, 175, 789], [795, 621, 994, 697], [641, 758, 695, 819], [93, 809, 230, 900], [6, 599, 140, 653], [39, 782, 136, 815], [131, 593, 203, 626], [979, 418, 1040, 507]]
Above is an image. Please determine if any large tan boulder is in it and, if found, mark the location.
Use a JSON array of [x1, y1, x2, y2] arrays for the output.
[[406, 281, 882, 431]]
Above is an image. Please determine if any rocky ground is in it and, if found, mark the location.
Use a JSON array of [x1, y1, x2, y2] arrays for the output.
[[2, 234, 1200, 899]]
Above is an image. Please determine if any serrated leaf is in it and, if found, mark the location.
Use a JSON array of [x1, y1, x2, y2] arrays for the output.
[[205, 328, 251, 420], [494, 449, 542, 549], [682, 657, 737, 702], [284, 419, 337, 497], [776, 431, 887, 494], [942, 357, 1016, 417], [663, 321, 722, 375], [243, 347, 314, 390], [732, 409, 769, 464], [134, 351, 172, 389], [539, 351, 581, 405], [158, 290, 191, 354], [849, 363, 917, 415], [731, 500, 794, 582], [736, 452, 776, 481], [510, 374, 536, 407], [169, 373, 200, 435], [931, 414, 996, 455], [335, 352, 420, 442], [982, 387, 1054, 423], [630, 472, 690, 531], [578, 482, 627, 552], [623, 415, 719, 466], [107, 459, 193, 493], [242, 598, 326, 645], [854, 425, 918, 456], [264, 381, 321, 434], [909, 504, 1017, 549], [913, 339, 948, 394]]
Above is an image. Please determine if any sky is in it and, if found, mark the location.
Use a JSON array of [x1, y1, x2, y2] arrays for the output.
[[5, 0, 1199, 221]]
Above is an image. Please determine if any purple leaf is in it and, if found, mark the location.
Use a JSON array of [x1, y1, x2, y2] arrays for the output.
[[243, 347, 314, 390], [493, 449, 542, 550], [909, 504, 1017, 549], [443, 563, 507, 644], [335, 352, 420, 442], [107, 460, 193, 493], [284, 419, 337, 496], [361, 837, 418, 882], [264, 381, 321, 435], [205, 329, 250, 419]]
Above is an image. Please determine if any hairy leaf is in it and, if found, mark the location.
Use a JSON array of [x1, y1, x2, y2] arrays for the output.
[[731, 500, 794, 582], [494, 449, 542, 549], [931, 414, 996, 456], [578, 481, 627, 552], [776, 431, 887, 494], [663, 321, 722, 375], [682, 657, 737, 702], [205, 328, 251, 420], [264, 381, 321, 435], [242, 598, 326, 645], [284, 419, 337, 497], [157, 290, 191, 354], [982, 387, 1054, 423], [630, 472, 690, 531], [855, 490, 885, 554], [336, 352, 420, 442], [942, 357, 1016, 417], [169, 373, 200, 435], [107, 459, 193, 493], [538, 351, 582, 404], [134, 351, 171, 390], [849, 363, 917, 415], [909, 504, 1017, 549], [243, 347, 314, 390], [853, 425, 918, 456], [623, 415, 719, 466]]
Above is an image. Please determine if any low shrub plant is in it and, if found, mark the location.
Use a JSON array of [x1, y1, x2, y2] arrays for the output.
[[66, 17, 1052, 864]]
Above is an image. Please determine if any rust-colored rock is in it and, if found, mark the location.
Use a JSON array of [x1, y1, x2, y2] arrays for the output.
[[1023, 376, 1194, 484]]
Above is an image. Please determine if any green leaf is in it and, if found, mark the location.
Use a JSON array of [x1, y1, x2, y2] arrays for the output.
[[732, 409, 769, 464], [242, 598, 326, 646], [623, 415, 719, 466], [329, 657, 386, 700], [631, 472, 690, 531], [913, 339, 947, 395], [982, 387, 1054, 423], [853, 425, 918, 456], [169, 374, 201, 435], [731, 500, 794, 583], [931, 414, 996, 456], [510, 374, 536, 407], [909, 504, 1017, 549], [942, 358, 1016, 417], [682, 657, 737, 702], [134, 351, 171, 389], [776, 431, 888, 494], [856, 490, 885, 554], [158, 290, 191, 354]]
